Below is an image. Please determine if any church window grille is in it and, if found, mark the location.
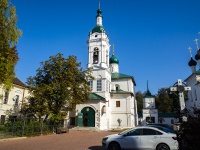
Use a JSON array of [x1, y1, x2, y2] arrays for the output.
[[3, 90, 9, 104], [93, 47, 99, 64], [97, 80, 102, 91], [116, 101, 120, 107], [89, 80, 93, 91]]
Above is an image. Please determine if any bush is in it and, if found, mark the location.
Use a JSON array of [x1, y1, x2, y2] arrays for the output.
[[177, 108, 200, 150]]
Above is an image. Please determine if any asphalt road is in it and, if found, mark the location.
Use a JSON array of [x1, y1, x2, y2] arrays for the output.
[[0, 130, 117, 150]]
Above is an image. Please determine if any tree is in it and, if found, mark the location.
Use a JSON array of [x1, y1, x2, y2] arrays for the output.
[[136, 91, 144, 113], [156, 88, 179, 113], [177, 108, 200, 150], [21, 53, 93, 124], [0, 0, 22, 89]]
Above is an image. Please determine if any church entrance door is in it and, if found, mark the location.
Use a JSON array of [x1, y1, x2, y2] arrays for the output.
[[81, 107, 95, 127]]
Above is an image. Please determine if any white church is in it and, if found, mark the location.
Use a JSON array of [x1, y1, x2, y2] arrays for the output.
[[185, 41, 200, 113], [68, 7, 138, 130]]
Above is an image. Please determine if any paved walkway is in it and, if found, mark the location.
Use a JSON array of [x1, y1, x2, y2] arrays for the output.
[[0, 130, 117, 150]]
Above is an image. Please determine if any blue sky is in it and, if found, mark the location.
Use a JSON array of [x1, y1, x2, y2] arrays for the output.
[[12, 0, 200, 94]]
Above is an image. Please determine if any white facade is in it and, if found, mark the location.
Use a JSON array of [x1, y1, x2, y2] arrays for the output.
[[185, 68, 200, 112], [69, 7, 137, 130], [0, 78, 29, 123], [139, 89, 179, 126]]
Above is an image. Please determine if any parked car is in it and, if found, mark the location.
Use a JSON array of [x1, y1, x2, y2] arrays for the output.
[[146, 125, 177, 134], [102, 126, 178, 150], [146, 123, 173, 129]]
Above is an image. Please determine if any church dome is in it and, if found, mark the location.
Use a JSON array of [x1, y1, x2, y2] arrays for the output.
[[188, 57, 197, 66], [92, 25, 106, 33], [195, 49, 200, 60], [110, 54, 119, 64], [96, 8, 102, 17]]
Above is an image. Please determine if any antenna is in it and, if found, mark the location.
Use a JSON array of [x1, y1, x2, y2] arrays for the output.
[[194, 39, 199, 50], [188, 47, 192, 57], [112, 44, 115, 55], [147, 80, 149, 91]]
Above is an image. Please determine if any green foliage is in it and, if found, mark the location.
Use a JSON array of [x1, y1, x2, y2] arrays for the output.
[[21, 53, 92, 125], [2, 118, 54, 137], [0, 0, 22, 89], [136, 91, 144, 113], [177, 108, 200, 150], [156, 88, 179, 113]]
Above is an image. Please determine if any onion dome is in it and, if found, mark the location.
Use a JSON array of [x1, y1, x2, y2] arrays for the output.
[[96, 9, 102, 18], [92, 25, 106, 33], [109, 54, 119, 64], [195, 49, 200, 60], [188, 57, 197, 66]]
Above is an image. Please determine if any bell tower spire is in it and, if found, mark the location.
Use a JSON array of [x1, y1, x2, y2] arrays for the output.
[[96, 0, 103, 26], [87, 3, 110, 69]]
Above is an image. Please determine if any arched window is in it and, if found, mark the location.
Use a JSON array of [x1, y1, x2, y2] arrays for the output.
[[101, 105, 106, 115], [93, 47, 99, 64], [115, 84, 120, 91]]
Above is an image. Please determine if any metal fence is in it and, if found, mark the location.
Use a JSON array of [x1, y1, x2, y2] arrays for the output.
[[0, 118, 62, 139]]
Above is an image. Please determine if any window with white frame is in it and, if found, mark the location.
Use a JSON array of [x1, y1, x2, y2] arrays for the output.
[[97, 79, 102, 91], [116, 101, 120, 107], [89, 80, 93, 91]]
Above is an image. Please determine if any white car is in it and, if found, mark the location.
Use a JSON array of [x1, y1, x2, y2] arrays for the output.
[[102, 126, 178, 150]]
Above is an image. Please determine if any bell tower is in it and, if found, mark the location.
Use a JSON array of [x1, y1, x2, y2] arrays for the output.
[[87, 5, 110, 69]]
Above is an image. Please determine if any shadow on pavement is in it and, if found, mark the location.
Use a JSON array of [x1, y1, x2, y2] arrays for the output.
[[88, 146, 107, 150]]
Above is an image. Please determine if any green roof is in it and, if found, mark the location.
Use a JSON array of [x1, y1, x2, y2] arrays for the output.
[[89, 93, 105, 100], [110, 89, 133, 94], [196, 69, 200, 75], [144, 90, 154, 98], [110, 54, 119, 64], [112, 73, 132, 79], [92, 25, 106, 34], [111, 73, 136, 86]]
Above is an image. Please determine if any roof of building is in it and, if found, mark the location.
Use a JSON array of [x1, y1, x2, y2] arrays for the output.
[[111, 73, 136, 86], [196, 69, 200, 75], [91, 25, 106, 34], [12, 77, 26, 87], [109, 54, 119, 64], [89, 92, 105, 100], [184, 69, 200, 81]]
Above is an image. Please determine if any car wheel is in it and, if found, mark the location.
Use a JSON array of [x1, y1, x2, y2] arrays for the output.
[[156, 143, 170, 150], [108, 142, 121, 150]]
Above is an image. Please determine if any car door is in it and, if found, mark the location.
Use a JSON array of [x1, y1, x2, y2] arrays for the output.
[[140, 128, 161, 149], [122, 128, 142, 149]]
